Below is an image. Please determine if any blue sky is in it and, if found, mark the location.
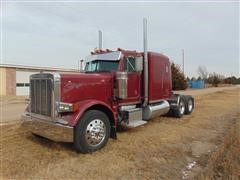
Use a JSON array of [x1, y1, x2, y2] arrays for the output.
[[1, 1, 239, 77]]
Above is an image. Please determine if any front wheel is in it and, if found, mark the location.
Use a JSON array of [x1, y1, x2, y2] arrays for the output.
[[74, 110, 110, 153]]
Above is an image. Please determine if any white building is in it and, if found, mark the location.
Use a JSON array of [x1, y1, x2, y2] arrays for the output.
[[0, 64, 77, 96]]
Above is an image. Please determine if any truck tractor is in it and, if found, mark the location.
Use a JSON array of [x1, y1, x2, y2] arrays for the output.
[[22, 19, 194, 153]]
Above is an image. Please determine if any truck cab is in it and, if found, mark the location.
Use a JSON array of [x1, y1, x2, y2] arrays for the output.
[[22, 49, 194, 153]]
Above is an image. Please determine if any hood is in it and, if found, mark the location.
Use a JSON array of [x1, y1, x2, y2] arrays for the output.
[[60, 72, 114, 103]]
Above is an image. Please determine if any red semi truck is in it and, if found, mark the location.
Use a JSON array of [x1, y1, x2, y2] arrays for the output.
[[22, 20, 194, 153]]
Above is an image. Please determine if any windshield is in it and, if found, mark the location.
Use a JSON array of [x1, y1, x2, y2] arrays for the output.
[[85, 60, 119, 72]]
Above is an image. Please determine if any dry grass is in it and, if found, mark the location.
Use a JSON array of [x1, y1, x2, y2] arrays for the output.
[[197, 118, 240, 179]]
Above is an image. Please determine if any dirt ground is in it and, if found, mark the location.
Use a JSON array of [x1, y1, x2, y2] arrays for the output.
[[0, 87, 239, 179]]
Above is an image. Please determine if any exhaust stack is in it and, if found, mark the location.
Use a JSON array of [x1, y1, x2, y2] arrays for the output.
[[98, 30, 102, 49], [143, 18, 148, 107]]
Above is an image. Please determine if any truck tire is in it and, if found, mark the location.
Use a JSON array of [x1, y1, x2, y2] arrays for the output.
[[74, 110, 110, 153], [185, 96, 194, 115], [173, 97, 185, 118]]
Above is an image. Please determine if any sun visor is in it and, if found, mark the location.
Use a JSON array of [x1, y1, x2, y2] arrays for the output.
[[85, 51, 122, 62]]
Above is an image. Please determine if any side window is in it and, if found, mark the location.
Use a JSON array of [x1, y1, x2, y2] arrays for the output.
[[124, 56, 136, 72]]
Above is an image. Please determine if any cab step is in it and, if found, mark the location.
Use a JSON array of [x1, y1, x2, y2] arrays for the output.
[[126, 119, 147, 128], [120, 107, 147, 128]]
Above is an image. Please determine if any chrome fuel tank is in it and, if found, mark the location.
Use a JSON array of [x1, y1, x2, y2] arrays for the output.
[[143, 100, 170, 120], [116, 71, 128, 99]]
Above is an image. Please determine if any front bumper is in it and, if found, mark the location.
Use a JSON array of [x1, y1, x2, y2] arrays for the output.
[[22, 113, 73, 142]]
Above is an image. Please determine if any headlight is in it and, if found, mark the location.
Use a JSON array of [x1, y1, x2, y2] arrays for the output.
[[57, 102, 74, 112]]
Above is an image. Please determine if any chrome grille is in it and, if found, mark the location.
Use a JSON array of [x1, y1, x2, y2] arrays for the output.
[[30, 77, 53, 116]]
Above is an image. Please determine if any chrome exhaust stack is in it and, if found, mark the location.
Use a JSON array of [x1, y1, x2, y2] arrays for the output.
[[98, 30, 102, 49], [143, 18, 148, 107]]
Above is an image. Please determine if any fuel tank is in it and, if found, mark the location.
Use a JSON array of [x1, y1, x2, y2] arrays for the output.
[[143, 100, 170, 120]]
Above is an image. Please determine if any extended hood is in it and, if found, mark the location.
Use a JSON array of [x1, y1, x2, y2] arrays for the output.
[[59, 72, 114, 103]]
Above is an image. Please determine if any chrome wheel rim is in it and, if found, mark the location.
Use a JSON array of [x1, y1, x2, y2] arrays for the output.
[[188, 100, 193, 112], [180, 101, 185, 114], [85, 119, 106, 147]]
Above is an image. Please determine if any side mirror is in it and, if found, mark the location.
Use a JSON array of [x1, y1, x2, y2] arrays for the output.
[[135, 56, 143, 72]]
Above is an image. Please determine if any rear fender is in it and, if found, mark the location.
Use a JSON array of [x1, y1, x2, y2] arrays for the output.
[[61, 100, 116, 127]]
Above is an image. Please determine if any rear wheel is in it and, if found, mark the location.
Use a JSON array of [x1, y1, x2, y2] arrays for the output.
[[185, 97, 194, 115], [74, 110, 110, 153], [173, 97, 185, 118]]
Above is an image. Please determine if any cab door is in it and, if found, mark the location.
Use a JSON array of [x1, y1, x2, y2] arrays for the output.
[[119, 56, 142, 105]]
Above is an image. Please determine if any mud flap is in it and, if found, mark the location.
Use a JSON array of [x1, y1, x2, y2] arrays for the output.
[[111, 126, 117, 139]]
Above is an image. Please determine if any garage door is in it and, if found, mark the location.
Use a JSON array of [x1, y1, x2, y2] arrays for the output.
[[16, 71, 39, 96]]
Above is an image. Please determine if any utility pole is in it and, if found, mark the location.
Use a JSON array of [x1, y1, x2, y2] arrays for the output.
[[98, 30, 102, 49], [182, 49, 185, 75]]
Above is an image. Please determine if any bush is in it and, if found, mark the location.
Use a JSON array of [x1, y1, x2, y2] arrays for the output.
[[171, 62, 188, 90], [224, 76, 240, 84], [224, 77, 233, 84], [207, 73, 221, 87]]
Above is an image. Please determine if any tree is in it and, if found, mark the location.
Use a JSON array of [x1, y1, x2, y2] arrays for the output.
[[224, 76, 240, 84], [207, 73, 221, 87], [171, 62, 188, 90], [197, 66, 208, 80], [224, 77, 233, 84]]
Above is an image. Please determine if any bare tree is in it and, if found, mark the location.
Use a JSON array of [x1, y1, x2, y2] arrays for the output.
[[197, 65, 208, 80]]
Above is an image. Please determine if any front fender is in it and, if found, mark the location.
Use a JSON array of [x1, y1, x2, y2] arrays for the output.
[[61, 100, 115, 127]]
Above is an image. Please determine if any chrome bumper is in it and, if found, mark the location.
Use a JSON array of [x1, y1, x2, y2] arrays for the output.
[[22, 113, 73, 142]]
